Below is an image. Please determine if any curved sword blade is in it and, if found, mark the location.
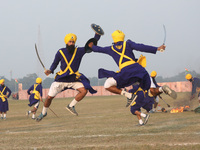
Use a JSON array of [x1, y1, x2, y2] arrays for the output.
[[163, 24, 166, 45], [35, 43, 46, 70]]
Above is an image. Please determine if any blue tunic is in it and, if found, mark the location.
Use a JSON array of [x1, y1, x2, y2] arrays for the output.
[[0, 85, 11, 112], [191, 77, 200, 96], [27, 84, 43, 107], [92, 40, 157, 90], [50, 47, 96, 94], [129, 85, 154, 114]]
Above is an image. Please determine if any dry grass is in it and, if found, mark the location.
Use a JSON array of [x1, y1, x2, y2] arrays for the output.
[[1, 92, 200, 150]]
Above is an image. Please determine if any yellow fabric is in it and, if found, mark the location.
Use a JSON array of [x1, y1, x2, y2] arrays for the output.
[[32, 84, 40, 100], [185, 74, 192, 80], [137, 55, 146, 68], [111, 41, 136, 73], [36, 77, 42, 84], [151, 71, 157, 77], [0, 87, 6, 102], [55, 48, 81, 79], [134, 87, 146, 95], [131, 101, 136, 106], [130, 87, 146, 106], [111, 30, 125, 43], [0, 79, 5, 84], [64, 33, 77, 44]]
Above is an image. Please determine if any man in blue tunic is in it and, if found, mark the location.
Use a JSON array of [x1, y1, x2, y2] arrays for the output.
[[90, 30, 166, 107], [185, 74, 200, 105], [0, 79, 11, 120], [36, 31, 101, 122], [128, 84, 152, 126], [26, 77, 43, 119]]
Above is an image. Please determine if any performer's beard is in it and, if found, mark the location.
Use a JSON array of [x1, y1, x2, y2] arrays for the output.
[[67, 45, 75, 54]]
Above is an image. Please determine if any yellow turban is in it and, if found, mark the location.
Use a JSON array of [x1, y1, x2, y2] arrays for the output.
[[111, 30, 125, 43], [150, 71, 157, 77], [36, 77, 42, 84], [185, 74, 192, 80], [64, 33, 77, 44], [0, 79, 5, 84]]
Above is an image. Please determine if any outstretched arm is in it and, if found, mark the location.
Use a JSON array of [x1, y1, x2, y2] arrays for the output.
[[128, 40, 166, 54], [45, 51, 61, 76]]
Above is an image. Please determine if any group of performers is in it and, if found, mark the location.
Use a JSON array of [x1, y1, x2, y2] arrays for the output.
[[29, 24, 171, 124], [1, 24, 200, 125]]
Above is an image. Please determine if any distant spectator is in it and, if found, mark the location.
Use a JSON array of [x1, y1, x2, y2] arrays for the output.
[[185, 74, 200, 105], [0, 79, 11, 120], [26, 78, 43, 119]]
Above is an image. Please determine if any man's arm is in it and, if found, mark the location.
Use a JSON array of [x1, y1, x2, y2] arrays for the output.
[[45, 51, 60, 76], [127, 40, 165, 54], [27, 85, 33, 95], [6, 87, 12, 98]]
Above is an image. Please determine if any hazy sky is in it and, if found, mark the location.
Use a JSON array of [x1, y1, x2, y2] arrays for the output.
[[1, 0, 200, 80]]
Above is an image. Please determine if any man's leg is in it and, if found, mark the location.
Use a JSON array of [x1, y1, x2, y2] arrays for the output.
[[0, 112, 3, 119], [36, 96, 54, 122], [150, 86, 177, 99], [150, 87, 162, 97], [134, 111, 144, 126], [134, 111, 150, 125], [66, 87, 87, 116], [3, 112, 6, 120], [104, 78, 136, 107], [36, 82, 60, 122], [32, 102, 40, 119]]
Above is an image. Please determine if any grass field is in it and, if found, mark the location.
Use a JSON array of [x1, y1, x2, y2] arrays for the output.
[[1, 92, 200, 150]]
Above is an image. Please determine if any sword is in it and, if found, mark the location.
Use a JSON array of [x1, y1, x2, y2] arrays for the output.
[[35, 43, 47, 72], [160, 24, 166, 52], [158, 95, 170, 107]]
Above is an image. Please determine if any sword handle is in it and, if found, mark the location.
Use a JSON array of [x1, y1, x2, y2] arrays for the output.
[[44, 69, 50, 77], [160, 49, 165, 52]]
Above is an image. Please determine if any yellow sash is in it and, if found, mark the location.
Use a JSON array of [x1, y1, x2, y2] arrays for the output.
[[55, 49, 81, 79], [0, 87, 6, 102], [111, 42, 146, 72], [111, 42, 136, 72], [32, 84, 40, 100], [130, 87, 146, 106]]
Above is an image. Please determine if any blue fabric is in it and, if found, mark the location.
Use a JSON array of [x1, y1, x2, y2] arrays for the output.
[[0, 100, 9, 112], [61, 73, 97, 94], [49, 35, 98, 94], [93, 40, 157, 90], [142, 92, 155, 112], [79, 74, 97, 94], [130, 91, 145, 115], [27, 84, 43, 107], [191, 77, 200, 95], [0, 85, 11, 112], [99, 64, 151, 90], [130, 85, 154, 115], [50, 47, 85, 77]]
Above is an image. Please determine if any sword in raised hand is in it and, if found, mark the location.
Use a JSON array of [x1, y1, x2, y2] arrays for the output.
[[160, 24, 166, 52], [35, 43, 47, 73]]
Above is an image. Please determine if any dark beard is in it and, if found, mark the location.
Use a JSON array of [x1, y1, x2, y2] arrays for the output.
[[66, 45, 75, 54]]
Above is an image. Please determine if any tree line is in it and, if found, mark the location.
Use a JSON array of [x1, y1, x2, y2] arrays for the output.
[[1, 70, 200, 93]]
